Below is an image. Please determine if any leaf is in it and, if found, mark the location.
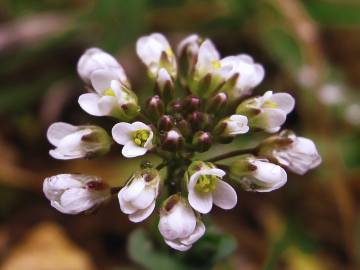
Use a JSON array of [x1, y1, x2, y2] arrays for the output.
[[128, 228, 186, 270]]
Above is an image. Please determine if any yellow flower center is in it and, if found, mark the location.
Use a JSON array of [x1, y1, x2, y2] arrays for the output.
[[195, 175, 218, 193], [211, 60, 221, 70], [132, 130, 150, 147], [166, 47, 174, 58], [104, 88, 116, 97], [263, 100, 278, 109]]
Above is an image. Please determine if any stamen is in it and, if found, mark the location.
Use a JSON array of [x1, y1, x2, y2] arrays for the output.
[[132, 130, 150, 147], [104, 88, 116, 97], [195, 175, 218, 193]]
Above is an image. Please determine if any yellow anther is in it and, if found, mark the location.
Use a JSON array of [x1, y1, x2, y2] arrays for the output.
[[263, 100, 278, 109], [104, 88, 116, 97], [166, 47, 174, 57], [132, 130, 150, 147], [195, 175, 218, 193], [211, 60, 221, 70]]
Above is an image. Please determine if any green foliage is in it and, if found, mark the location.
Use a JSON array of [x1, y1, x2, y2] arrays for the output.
[[128, 226, 236, 270]]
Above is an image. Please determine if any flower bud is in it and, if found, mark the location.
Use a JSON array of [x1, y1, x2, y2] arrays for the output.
[[236, 91, 295, 133], [177, 34, 202, 77], [136, 33, 177, 79], [214, 115, 249, 138], [258, 130, 321, 175], [47, 122, 111, 160], [161, 129, 184, 151], [176, 118, 192, 138], [158, 115, 174, 131], [146, 95, 164, 121], [43, 174, 110, 214], [205, 92, 228, 113], [155, 68, 175, 103], [168, 99, 183, 114], [118, 168, 160, 223], [230, 155, 287, 192], [192, 131, 212, 152], [77, 48, 129, 87], [187, 111, 210, 130], [183, 95, 202, 112], [159, 194, 205, 251]]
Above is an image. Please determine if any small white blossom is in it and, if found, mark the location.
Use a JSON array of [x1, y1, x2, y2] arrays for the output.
[[220, 54, 264, 97], [77, 47, 129, 86], [159, 195, 205, 251], [136, 33, 177, 78], [194, 39, 221, 79], [223, 114, 249, 136], [112, 121, 154, 158], [177, 34, 201, 58], [260, 131, 321, 175], [231, 156, 287, 192], [78, 69, 139, 119], [43, 174, 110, 214], [318, 84, 344, 105], [118, 169, 160, 223], [187, 162, 237, 214], [47, 122, 111, 160], [237, 90, 295, 133]]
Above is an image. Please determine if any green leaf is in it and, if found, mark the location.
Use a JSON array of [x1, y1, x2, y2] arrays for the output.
[[128, 228, 186, 270], [302, 0, 360, 26]]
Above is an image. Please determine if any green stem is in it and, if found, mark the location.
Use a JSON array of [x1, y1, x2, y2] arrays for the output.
[[206, 147, 258, 163]]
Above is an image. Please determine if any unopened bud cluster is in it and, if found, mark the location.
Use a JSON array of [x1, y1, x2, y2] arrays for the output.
[[43, 33, 321, 251]]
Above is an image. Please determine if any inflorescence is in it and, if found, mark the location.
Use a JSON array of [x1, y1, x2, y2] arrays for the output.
[[43, 33, 321, 251]]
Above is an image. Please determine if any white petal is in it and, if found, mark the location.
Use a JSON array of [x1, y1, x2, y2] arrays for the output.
[[130, 187, 156, 209], [78, 93, 104, 116], [177, 34, 199, 56], [159, 202, 196, 240], [47, 122, 78, 147], [59, 188, 95, 214], [90, 69, 118, 94], [188, 190, 213, 214], [164, 239, 192, 252], [262, 108, 286, 130], [131, 121, 151, 130], [97, 95, 117, 115], [196, 39, 220, 73], [180, 221, 206, 246], [129, 201, 156, 223], [121, 178, 146, 202], [122, 142, 148, 158], [118, 188, 137, 214], [49, 149, 84, 160], [269, 93, 295, 114], [188, 168, 226, 190], [111, 122, 135, 145], [213, 180, 237, 210]]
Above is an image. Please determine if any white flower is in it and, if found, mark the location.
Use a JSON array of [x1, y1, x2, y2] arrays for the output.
[[187, 162, 237, 214], [231, 156, 287, 192], [263, 132, 322, 175], [112, 121, 154, 158], [43, 174, 110, 214], [220, 54, 264, 97], [194, 39, 221, 79], [159, 195, 205, 251], [318, 84, 344, 105], [118, 169, 160, 223], [136, 33, 177, 78], [78, 69, 139, 119], [47, 122, 111, 160], [237, 90, 295, 133], [223, 114, 249, 136], [77, 47, 129, 86], [177, 34, 201, 57]]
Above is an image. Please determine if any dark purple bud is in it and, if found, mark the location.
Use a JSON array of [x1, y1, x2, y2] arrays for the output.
[[158, 115, 174, 131], [146, 95, 164, 120], [161, 129, 184, 151], [183, 95, 202, 112], [192, 131, 212, 152], [206, 92, 228, 113], [168, 99, 183, 114]]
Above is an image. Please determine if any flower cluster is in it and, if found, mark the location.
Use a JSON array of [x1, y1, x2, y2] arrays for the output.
[[43, 33, 321, 251]]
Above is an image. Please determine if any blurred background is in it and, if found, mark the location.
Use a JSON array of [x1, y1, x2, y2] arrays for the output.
[[0, 0, 360, 269]]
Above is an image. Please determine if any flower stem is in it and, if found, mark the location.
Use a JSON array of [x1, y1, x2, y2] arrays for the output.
[[206, 147, 258, 163]]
